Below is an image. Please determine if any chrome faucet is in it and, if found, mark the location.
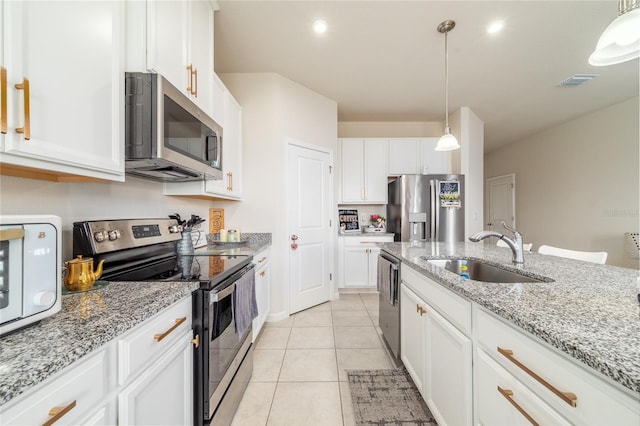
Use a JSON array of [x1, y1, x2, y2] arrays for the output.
[[469, 222, 525, 264]]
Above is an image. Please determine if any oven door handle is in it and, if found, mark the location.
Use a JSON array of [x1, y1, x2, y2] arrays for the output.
[[211, 283, 235, 302]]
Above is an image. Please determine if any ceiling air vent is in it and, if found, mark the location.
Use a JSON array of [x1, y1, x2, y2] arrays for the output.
[[559, 74, 597, 87]]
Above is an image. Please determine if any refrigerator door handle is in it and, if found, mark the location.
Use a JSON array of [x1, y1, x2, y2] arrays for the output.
[[430, 180, 438, 241]]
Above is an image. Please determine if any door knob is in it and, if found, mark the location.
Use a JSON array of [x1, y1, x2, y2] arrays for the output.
[[290, 234, 298, 250]]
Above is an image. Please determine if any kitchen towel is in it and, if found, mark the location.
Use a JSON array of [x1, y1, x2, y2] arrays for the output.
[[233, 270, 258, 339], [378, 255, 394, 305]]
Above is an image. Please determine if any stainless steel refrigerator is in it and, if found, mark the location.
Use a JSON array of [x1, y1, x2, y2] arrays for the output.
[[387, 174, 465, 242]]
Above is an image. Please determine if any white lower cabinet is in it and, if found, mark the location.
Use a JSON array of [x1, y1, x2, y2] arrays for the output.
[[400, 265, 472, 426], [0, 296, 195, 426], [118, 331, 193, 425], [1, 348, 113, 425], [475, 348, 571, 426], [474, 305, 640, 426], [253, 247, 271, 342], [117, 296, 194, 425], [338, 235, 393, 289]]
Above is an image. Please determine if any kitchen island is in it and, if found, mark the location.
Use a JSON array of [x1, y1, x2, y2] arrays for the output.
[[382, 241, 639, 425]]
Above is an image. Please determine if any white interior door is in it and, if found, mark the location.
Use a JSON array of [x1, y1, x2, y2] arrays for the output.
[[487, 174, 515, 234], [287, 143, 332, 314]]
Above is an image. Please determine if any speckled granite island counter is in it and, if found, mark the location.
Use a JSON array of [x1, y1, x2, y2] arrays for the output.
[[380, 241, 640, 395]]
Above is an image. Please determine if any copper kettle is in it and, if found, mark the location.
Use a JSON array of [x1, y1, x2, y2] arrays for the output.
[[64, 255, 105, 291]]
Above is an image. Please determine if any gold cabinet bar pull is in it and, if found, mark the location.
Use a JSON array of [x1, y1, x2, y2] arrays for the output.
[[257, 257, 267, 263], [0, 228, 25, 241], [191, 334, 200, 348], [226, 172, 233, 191], [1, 67, 7, 134], [186, 65, 193, 93], [259, 271, 266, 277], [497, 346, 577, 407], [42, 400, 76, 426], [497, 386, 540, 426], [193, 68, 198, 97], [154, 317, 187, 342], [15, 77, 30, 140]]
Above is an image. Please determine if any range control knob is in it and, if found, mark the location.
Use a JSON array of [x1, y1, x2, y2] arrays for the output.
[[33, 291, 55, 307], [169, 225, 183, 234], [108, 230, 121, 241], [94, 231, 108, 242]]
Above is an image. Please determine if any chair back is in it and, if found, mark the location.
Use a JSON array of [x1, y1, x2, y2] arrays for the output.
[[538, 245, 607, 264]]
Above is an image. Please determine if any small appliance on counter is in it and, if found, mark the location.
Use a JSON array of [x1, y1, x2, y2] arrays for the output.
[[0, 215, 62, 336]]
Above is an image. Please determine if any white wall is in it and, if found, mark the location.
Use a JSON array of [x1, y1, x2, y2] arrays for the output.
[[216, 72, 338, 320], [0, 175, 216, 261], [485, 96, 639, 268], [457, 107, 485, 238]]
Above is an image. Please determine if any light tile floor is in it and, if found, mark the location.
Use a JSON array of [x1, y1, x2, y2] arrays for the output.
[[231, 293, 395, 426]]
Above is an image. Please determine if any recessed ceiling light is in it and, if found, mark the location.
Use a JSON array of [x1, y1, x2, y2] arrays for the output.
[[313, 19, 328, 34], [487, 20, 504, 34]]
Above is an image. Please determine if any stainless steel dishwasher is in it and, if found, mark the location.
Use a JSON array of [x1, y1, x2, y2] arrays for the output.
[[378, 251, 401, 366]]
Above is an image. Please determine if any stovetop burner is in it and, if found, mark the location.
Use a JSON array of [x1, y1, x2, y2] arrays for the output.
[[72, 218, 252, 288]]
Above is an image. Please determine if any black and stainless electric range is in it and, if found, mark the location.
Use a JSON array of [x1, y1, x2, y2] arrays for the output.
[[73, 218, 255, 426]]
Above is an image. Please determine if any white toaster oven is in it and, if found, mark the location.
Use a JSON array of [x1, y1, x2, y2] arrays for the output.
[[0, 215, 61, 336]]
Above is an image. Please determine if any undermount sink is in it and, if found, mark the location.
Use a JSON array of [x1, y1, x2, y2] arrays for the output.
[[424, 258, 550, 283]]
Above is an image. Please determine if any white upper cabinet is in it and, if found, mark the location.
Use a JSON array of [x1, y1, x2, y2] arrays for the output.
[[388, 139, 420, 175], [419, 138, 450, 175], [340, 138, 388, 204], [0, 0, 124, 181], [127, 0, 215, 116], [388, 137, 450, 176]]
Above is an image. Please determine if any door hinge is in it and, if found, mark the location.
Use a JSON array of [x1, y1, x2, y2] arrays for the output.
[[329, 273, 333, 280], [329, 165, 333, 174], [329, 219, 332, 227], [511, 183, 514, 189]]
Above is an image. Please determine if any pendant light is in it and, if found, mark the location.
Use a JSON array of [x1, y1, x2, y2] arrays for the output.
[[435, 20, 460, 151], [589, 0, 640, 66]]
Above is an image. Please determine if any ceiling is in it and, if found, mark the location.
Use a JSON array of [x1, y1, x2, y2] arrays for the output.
[[213, 1, 639, 152]]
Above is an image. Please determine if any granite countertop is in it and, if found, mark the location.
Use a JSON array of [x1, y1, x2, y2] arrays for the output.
[[339, 231, 395, 237], [196, 232, 272, 256], [0, 232, 273, 407], [380, 241, 640, 395], [0, 281, 200, 406]]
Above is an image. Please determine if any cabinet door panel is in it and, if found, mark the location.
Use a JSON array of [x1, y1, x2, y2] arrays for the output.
[[3, 1, 123, 177], [118, 332, 193, 426], [400, 284, 425, 394], [363, 139, 387, 203], [188, 0, 213, 115], [341, 139, 365, 202], [343, 246, 369, 287], [147, 0, 188, 91], [388, 139, 419, 175], [425, 304, 472, 426], [420, 138, 449, 174]]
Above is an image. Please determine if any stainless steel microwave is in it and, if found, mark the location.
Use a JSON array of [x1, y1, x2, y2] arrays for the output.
[[124, 72, 223, 182], [0, 215, 61, 336]]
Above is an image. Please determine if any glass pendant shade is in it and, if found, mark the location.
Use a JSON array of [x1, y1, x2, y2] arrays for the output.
[[435, 128, 460, 151], [589, 7, 640, 66]]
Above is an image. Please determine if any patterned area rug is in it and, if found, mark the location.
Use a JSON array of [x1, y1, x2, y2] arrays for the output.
[[347, 368, 438, 426]]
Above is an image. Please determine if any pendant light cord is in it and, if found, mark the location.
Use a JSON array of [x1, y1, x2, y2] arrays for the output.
[[444, 30, 450, 130]]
